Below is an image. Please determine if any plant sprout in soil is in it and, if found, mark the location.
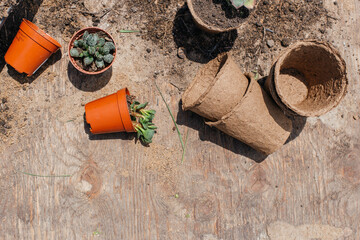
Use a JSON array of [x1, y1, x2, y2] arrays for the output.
[[227, 0, 256, 9], [129, 99, 157, 144], [70, 31, 115, 71]]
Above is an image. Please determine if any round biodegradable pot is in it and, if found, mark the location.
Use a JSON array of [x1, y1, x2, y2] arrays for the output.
[[265, 40, 348, 117], [207, 73, 293, 155], [68, 27, 116, 75], [186, 0, 257, 33], [182, 53, 249, 121], [4, 19, 61, 76], [85, 88, 135, 134]]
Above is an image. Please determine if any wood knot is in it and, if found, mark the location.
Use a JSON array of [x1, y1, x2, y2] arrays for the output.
[[245, 165, 269, 194], [194, 194, 218, 221], [338, 148, 360, 184], [74, 160, 102, 199]]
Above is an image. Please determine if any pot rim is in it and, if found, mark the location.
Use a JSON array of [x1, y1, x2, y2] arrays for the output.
[[208, 72, 252, 123], [186, 0, 258, 33], [22, 19, 61, 50], [117, 88, 135, 132]]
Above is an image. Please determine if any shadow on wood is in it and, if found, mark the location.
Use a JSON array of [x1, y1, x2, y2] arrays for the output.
[[83, 113, 136, 142], [0, 0, 44, 73], [172, 4, 238, 63], [176, 100, 267, 163], [67, 62, 112, 92], [7, 49, 62, 84]]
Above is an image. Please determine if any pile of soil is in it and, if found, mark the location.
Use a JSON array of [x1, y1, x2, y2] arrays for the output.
[[192, 0, 251, 30]]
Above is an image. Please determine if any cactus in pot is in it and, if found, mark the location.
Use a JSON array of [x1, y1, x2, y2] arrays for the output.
[[70, 31, 116, 72]]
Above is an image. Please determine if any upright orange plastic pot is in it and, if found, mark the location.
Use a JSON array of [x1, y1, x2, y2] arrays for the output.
[[85, 88, 135, 134], [4, 19, 61, 76]]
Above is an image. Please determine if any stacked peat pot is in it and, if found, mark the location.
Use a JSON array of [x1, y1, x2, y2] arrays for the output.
[[182, 41, 348, 155], [182, 53, 293, 155]]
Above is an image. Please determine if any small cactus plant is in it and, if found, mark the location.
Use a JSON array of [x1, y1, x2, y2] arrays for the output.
[[130, 100, 157, 145], [227, 0, 256, 9], [70, 30, 116, 71]]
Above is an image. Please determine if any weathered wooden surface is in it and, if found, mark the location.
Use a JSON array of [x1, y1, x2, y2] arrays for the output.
[[0, 0, 359, 239]]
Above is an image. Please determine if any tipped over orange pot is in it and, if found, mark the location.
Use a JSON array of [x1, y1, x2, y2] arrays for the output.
[[4, 19, 61, 76], [85, 88, 135, 134]]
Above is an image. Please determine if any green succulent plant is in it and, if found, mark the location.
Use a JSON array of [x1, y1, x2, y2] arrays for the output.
[[227, 0, 256, 9], [70, 31, 115, 71], [130, 101, 157, 145]]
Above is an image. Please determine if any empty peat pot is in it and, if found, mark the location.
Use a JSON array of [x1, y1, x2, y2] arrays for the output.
[[5, 19, 61, 76], [207, 73, 293, 155], [85, 88, 135, 134], [182, 53, 249, 121], [265, 40, 348, 117]]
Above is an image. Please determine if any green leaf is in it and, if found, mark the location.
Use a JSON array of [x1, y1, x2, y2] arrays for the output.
[[70, 48, 80, 57], [87, 34, 97, 46], [104, 41, 115, 51], [103, 54, 114, 63], [73, 40, 79, 47], [81, 51, 89, 57], [229, 0, 256, 9], [92, 33, 99, 45], [244, 0, 256, 9], [102, 46, 110, 55], [97, 38, 105, 47], [95, 52, 103, 60], [147, 124, 157, 130], [136, 102, 148, 110], [83, 31, 89, 40], [83, 56, 94, 66], [77, 39, 84, 48], [88, 46, 96, 55], [119, 30, 140, 33], [142, 129, 155, 144], [95, 59, 105, 68]]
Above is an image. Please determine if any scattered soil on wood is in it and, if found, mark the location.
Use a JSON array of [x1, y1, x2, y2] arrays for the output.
[[127, 0, 331, 70], [192, 0, 251, 30], [0, 97, 13, 137]]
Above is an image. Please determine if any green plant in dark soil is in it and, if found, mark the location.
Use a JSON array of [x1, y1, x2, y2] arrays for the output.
[[70, 31, 115, 71], [227, 0, 256, 9], [130, 101, 157, 144]]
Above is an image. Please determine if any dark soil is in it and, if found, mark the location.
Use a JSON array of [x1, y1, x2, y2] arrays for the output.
[[126, 0, 332, 71], [192, 0, 251, 30]]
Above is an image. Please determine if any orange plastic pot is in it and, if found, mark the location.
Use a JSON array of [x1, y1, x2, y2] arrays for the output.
[[68, 27, 116, 75], [4, 19, 61, 76], [85, 88, 135, 134]]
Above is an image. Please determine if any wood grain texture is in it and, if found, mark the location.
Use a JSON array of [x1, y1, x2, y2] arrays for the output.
[[0, 0, 359, 239]]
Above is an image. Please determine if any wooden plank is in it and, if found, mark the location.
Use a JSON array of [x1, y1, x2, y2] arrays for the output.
[[0, 0, 359, 239]]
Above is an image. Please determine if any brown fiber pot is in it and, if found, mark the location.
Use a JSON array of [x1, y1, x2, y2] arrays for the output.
[[265, 40, 348, 117], [186, 0, 257, 33], [68, 27, 116, 75], [207, 73, 293, 155], [182, 53, 249, 121]]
